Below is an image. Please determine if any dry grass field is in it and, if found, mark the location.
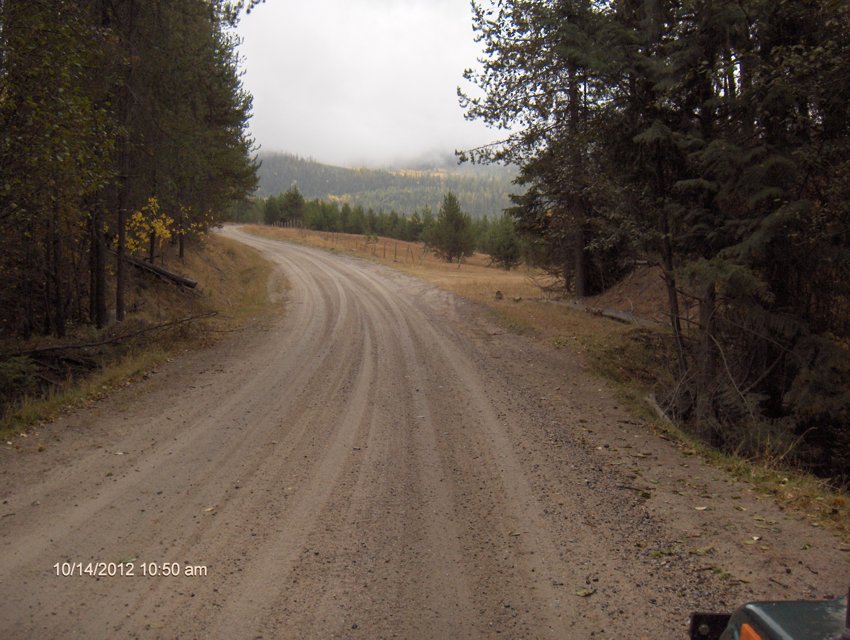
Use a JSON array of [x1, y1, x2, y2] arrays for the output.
[[241, 225, 625, 341]]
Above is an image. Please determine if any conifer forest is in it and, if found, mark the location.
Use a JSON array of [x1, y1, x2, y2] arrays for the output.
[[459, 0, 849, 483], [2, 0, 849, 484], [0, 0, 259, 336]]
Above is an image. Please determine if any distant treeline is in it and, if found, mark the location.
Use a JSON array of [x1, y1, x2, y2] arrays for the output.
[[254, 152, 516, 218], [229, 187, 522, 267]]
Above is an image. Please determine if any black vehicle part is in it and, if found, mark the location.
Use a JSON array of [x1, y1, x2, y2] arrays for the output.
[[689, 613, 732, 640]]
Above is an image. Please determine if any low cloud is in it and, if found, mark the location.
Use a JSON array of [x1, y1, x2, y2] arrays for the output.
[[237, 0, 499, 167]]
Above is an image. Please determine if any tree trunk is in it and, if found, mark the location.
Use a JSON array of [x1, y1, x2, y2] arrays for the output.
[[659, 211, 685, 372], [94, 210, 107, 327], [567, 63, 588, 298], [43, 221, 53, 335], [723, 40, 737, 105], [696, 282, 717, 424], [23, 222, 34, 339], [643, 0, 662, 46], [116, 178, 127, 321], [115, 0, 137, 322], [739, 48, 755, 139], [51, 202, 65, 338], [89, 208, 108, 328], [574, 223, 587, 299]]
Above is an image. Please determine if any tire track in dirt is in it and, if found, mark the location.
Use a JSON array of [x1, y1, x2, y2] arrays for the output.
[[117, 238, 384, 638], [1, 226, 847, 640]]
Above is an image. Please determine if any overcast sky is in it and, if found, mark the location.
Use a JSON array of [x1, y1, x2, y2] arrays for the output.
[[235, 0, 498, 168]]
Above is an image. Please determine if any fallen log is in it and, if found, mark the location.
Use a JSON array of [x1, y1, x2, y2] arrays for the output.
[[540, 299, 659, 326], [106, 249, 197, 288], [123, 253, 197, 288], [1, 312, 218, 358]]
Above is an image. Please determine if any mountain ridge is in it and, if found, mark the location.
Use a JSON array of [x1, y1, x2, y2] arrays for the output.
[[255, 151, 518, 218]]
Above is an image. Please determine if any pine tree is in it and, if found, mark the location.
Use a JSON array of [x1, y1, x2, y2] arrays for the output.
[[429, 193, 475, 264], [461, 0, 850, 481], [0, 0, 259, 337], [0, 0, 114, 336], [484, 214, 522, 270]]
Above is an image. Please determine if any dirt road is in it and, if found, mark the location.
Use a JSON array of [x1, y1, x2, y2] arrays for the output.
[[1, 227, 847, 639]]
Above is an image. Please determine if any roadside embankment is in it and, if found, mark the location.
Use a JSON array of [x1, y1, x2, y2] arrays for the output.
[[0, 231, 281, 436]]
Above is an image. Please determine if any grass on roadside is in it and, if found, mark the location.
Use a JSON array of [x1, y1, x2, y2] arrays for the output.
[[588, 324, 850, 540], [0, 232, 280, 437], [241, 224, 850, 539]]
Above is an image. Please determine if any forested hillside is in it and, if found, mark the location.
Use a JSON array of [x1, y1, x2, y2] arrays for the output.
[[463, 0, 850, 484], [256, 152, 515, 218], [0, 1, 258, 338]]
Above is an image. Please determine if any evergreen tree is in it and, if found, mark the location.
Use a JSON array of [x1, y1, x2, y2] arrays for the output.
[[1, 1, 114, 335], [461, 0, 605, 295], [429, 192, 475, 263], [263, 196, 282, 225], [483, 214, 522, 270], [348, 205, 366, 234], [0, 0, 259, 336], [279, 186, 305, 224], [461, 0, 850, 482]]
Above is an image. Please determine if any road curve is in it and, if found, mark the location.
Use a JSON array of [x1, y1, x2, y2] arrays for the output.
[[1, 227, 846, 639]]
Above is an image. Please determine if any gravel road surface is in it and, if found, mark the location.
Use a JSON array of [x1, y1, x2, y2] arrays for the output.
[[1, 226, 846, 639]]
